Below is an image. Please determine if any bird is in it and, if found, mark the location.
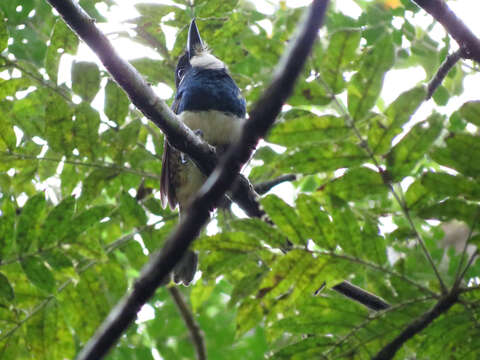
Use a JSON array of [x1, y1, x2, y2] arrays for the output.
[[160, 19, 246, 285]]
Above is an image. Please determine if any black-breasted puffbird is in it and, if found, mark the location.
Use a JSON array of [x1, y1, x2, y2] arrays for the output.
[[160, 19, 246, 285]]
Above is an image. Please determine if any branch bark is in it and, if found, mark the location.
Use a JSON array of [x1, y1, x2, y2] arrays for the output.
[[372, 290, 459, 360], [168, 287, 206, 360], [46, 0, 263, 220], [71, 1, 329, 359], [413, 0, 480, 63]]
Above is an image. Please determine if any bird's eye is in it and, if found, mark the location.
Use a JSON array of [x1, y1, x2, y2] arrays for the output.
[[177, 68, 185, 79]]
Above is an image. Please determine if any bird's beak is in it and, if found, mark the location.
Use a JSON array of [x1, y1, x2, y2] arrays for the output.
[[187, 19, 204, 59]]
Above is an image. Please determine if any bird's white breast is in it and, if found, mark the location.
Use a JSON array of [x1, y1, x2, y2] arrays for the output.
[[179, 110, 245, 146]]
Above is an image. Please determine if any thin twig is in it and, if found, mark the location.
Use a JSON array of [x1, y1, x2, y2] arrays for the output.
[[427, 48, 464, 99], [453, 207, 480, 289], [413, 0, 480, 63], [72, 1, 329, 359], [168, 287, 206, 360], [372, 290, 459, 360], [317, 76, 448, 294], [1, 151, 159, 179]]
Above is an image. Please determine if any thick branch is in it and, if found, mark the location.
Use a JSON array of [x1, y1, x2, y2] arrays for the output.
[[74, 1, 329, 359], [168, 287, 206, 360], [413, 0, 480, 63], [46, 0, 263, 220], [372, 290, 459, 360], [254, 174, 297, 195], [332, 281, 390, 311]]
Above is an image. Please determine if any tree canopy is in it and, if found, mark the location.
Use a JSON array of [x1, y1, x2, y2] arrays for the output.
[[0, 0, 480, 359]]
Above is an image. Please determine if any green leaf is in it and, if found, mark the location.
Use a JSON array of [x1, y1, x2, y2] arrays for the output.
[[348, 34, 395, 120], [117, 192, 147, 227], [325, 167, 387, 201], [45, 93, 74, 154], [131, 58, 174, 87], [41, 196, 76, 246], [369, 86, 427, 154], [295, 194, 336, 249], [431, 134, 480, 178], [21, 256, 55, 292], [269, 113, 350, 147], [16, 193, 46, 253], [0, 199, 16, 259], [69, 205, 112, 240], [0, 115, 16, 151], [387, 113, 443, 181], [0, 11, 8, 52], [0, 272, 14, 301], [73, 102, 100, 159], [460, 100, 480, 126], [329, 196, 362, 256], [261, 195, 307, 245], [322, 29, 361, 93], [71, 61, 100, 102], [432, 85, 449, 106], [421, 172, 480, 201], [104, 79, 129, 125], [45, 19, 79, 83]]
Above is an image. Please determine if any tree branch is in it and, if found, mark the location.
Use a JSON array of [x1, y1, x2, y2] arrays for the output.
[[73, 1, 329, 359], [45, 0, 264, 220], [253, 174, 297, 195], [331, 281, 390, 311], [426, 48, 464, 100], [372, 290, 459, 360], [413, 0, 480, 63], [168, 287, 206, 360]]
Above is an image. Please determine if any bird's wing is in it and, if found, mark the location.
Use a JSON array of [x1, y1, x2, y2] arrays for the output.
[[160, 97, 181, 209]]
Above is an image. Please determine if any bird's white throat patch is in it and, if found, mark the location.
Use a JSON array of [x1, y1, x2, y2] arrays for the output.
[[190, 50, 225, 70]]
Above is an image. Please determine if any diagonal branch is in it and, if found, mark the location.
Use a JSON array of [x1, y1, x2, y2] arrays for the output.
[[46, 0, 263, 219], [73, 1, 329, 359], [412, 0, 480, 63], [372, 290, 460, 360], [168, 287, 206, 360]]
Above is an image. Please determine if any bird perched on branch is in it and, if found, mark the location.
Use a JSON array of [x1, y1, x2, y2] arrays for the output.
[[160, 19, 246, 285]]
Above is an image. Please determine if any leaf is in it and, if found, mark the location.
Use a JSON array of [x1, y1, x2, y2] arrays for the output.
[[295, 194, 336, 249], [421, 172, 480, 201], [322, 29, 361, 93], [369, 86, 427, 154], [16, 193, 46, 253], [324, 167, 387, 201], [348, 34, 395, 120], [0, 199, 16, 259], [117, 192, 147, 228], [71, 61, 100, 102], [73, 102, 100, 159], [45, 93, 74, 154], [261, 195, 307, 245], [104, 79, 129, 125], [230, 218, 288, 249], [328, 196, 362, 256], [131, 58, 174, 87], [387, 113, 443, 181], [269, 113, 351, 147], [0, 272, 14, 301], [69, 205, 113, 240], [460, 100, 480, 126], [0, 11, 7, 52], [21, 256, 55, 292], [41, 196, 76, 246], [45, 19, 79, 83], [431, 134, 480, 178]]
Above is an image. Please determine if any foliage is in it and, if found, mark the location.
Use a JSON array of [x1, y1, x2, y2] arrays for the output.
[[1, 0, 480, 359]]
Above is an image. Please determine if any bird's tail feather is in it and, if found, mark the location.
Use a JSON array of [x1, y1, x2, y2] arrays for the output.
[[173, 250, 198, 286]]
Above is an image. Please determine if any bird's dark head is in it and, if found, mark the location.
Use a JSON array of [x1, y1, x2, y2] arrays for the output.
[[174, 19, 226, 89]]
